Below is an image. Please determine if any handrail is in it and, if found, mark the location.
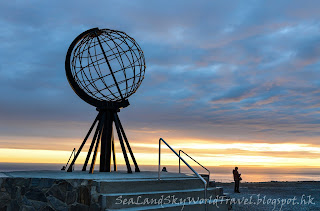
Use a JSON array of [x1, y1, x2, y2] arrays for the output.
[[158, 138, 207, 211], [61, 148, 76, 171], [179, 150, 210, 181]]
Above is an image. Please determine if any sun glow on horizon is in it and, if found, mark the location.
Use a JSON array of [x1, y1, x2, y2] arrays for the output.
[[133, 141, 320, 153], [1, 138, 320, 167]]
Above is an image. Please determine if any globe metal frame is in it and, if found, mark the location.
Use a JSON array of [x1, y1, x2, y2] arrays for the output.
[[65, 27, 145, 108], [65, 28, 145, 173]]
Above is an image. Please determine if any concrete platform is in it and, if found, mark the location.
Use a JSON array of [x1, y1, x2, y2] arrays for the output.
[[1, 170, 197, 180], [0, 171, 230, 210]]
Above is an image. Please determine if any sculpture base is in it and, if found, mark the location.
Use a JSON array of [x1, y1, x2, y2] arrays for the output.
[[0, 170, 230, 210], [66, 104, 139, 174]]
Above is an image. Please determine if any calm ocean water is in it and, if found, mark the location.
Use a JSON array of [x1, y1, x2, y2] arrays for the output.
[[0, 163, 319, 183]]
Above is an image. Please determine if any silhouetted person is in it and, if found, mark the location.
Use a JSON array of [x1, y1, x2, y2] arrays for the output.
[[233, 167, 241, 193], [162, 167, 167, 172]]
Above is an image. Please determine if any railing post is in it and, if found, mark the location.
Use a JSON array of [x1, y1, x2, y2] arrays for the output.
[[158, 138, 161, 180], [158, 138, 207, 211], [204, 184, 207, 211], [179, 150, 181, 173]]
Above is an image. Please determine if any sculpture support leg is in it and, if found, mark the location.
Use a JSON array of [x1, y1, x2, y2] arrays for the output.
[[90, 113, 105, 174], [100, 110, 114, 172], [114, 113, 132, 173], [115, 113, 140, 172], [83, 117, 103, 171], [67, 112, 101, 172], [66, 109, 139, 174], [112, 138, 117, 171]]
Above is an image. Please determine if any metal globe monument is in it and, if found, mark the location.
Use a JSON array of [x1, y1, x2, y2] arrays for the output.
[[65, 27, 146, 173]]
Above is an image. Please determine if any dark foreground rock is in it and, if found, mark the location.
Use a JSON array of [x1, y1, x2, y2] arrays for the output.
[[0, 178, 100, 211]]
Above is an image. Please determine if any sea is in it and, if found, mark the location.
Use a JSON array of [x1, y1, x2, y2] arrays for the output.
[[0, 163, 319, 183]]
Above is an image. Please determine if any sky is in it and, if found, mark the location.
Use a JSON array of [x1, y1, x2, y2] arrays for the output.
[[0, 0, 319, 168]]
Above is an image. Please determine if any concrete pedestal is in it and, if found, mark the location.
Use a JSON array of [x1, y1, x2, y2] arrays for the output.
[[0, 171, 230, 210]]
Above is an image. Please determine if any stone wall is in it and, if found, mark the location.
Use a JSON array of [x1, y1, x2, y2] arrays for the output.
[[0, 178, 101, 211]]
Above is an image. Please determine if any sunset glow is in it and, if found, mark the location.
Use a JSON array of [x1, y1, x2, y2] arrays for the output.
[[0, 1, 320, 174], [1, 138, 319, 167]]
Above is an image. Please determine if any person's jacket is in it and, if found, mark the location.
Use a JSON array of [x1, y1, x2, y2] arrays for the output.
[[233, 169, 240, 181]]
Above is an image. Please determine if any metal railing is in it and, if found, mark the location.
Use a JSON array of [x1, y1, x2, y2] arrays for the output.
[[179, 150, 210, 181], [158, 138, 207, 211], [61, 148, 76, 171]]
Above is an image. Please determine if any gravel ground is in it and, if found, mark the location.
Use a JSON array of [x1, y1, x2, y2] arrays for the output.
[[217, 181, 320, 211]]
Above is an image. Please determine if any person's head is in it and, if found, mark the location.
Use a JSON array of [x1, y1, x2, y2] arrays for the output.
[[235, 167, 238, 170]]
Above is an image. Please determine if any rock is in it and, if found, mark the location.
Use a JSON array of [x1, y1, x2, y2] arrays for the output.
[[3, 179, 13, 194], [25, 188, 47, 202], [38, 179, 55, 189], [0, 206, 7, 211], [46, 184, 65, 202], [0, 192, 11, 205], [66, 191, 77, 204], [57, 181, 73, 192], [47, 196, 67, 211], [78, 186, 90, 205], [22, 196, 33, 206], [3, 179, 13, 188], [69, 203, 90, 211], [46, 181, 73, 202], [90, 185, 96, 194], [9, 200, 20, 210], [15, 178, 30, 187], [39, 206, 55, 211], [89, 203, 100, 211], [21, 186, 27, 195], [31, 178, 41, 187], [21, 205, 35, 211], [11, 186, 21, 200], [30, 200, 47, 209], [0, 178, 101, 211], [81, 180, 88, 186], [90, 192, 99, 204], [91, 181, 100, 193], [69, 179, 81, 188]]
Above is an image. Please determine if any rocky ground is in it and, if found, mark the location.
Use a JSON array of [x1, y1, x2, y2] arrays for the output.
[[217, 181, 320, 211], [0, 177, 100, 211]]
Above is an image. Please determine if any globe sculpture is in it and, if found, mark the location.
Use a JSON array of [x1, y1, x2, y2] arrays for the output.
[[65, 28, 146, 173]]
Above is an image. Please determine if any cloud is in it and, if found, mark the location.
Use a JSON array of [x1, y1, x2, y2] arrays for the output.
[[0, 0, 319, 153]]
